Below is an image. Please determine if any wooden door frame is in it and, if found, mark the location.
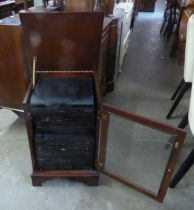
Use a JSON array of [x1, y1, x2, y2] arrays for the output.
[[98, 104, 186, 202]]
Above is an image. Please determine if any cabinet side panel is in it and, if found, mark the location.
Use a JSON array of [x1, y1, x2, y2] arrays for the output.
[[0, 25, 27, 110]]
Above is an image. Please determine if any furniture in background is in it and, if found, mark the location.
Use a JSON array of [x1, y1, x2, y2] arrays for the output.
[[169, 70, 194, 187], [105, 0, 139, 91], [160, 0, 180, 43], [65, 0, 137, 92], [0, 0, 34, 18], [0, 15, 27, 112], [0, 0, 15, 18], [176, 3, 194, 62], [114, 1, 134, 68], [14, 0, 34, 12], [20, 14, 186, 203], [169, 1, 194, 58], [166, 14, 194, 119], [140, 0, 156, 12]]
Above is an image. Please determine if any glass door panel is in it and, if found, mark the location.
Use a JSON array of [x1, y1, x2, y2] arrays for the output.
[[98, 105, 185, 202]]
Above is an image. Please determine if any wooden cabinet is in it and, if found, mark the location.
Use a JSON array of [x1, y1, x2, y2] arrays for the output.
[[24, 74, 186, 202], [15, 10, 187, 204], [20, 11, 104, 186], [140, 0, 156, 12]]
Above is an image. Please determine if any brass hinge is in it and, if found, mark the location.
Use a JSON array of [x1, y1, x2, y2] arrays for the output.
[[97, 161, 103, 170], [97, 112, 107, 120], [175, 142, 179, 149]]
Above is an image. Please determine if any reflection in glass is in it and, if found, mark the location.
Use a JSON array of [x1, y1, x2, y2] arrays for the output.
[[104, 113, 175, 193]]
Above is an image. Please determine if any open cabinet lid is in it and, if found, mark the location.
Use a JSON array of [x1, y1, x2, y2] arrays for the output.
[[19, 12, 104, 72], [98, 104, 186, 202], [65, 0, 101, 12]]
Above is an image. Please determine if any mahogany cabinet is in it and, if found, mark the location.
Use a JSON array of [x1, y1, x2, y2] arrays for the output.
[[20, 11, 104, 186], [0, 0, 34, 15], [102, 0, 141, 92], [20, 12, 187, 203]]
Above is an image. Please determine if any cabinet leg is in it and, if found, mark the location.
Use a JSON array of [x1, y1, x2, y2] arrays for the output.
[[83, 176, 99, 186], [73, 176, 99, 186], [31, 176, 44, 186], [31, 174, 99, 187]]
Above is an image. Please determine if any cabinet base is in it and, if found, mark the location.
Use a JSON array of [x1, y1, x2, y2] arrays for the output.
[[31, 170, 99, 186]]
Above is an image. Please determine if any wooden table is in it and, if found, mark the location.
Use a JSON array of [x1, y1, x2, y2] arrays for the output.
[[0, 0, 15, 18]]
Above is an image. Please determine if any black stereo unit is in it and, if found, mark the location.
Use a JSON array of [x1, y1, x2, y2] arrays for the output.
[[29, 77, 96, 170]]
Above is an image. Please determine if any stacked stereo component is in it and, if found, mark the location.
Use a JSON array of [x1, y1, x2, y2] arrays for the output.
[[29, 77, 96, 170]]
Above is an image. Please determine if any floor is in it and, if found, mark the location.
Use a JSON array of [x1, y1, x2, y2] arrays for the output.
[[0, 0, 194, 209]]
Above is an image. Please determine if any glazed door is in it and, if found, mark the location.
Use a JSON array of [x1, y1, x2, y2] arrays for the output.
[[98, 104, 185, 202]]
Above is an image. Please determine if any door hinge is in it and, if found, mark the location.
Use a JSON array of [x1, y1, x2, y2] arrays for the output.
[[175, 142, 179, 149], [97, 161, 103, 170], [97, 112, 107, 120]]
